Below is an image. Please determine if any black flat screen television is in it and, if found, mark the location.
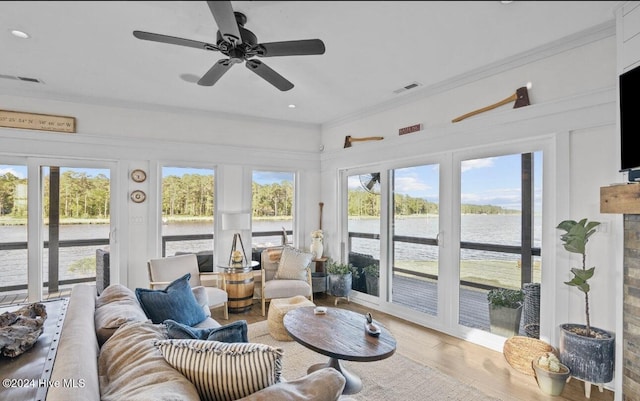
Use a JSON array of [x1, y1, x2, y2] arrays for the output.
[[619, 64, 640, 181]]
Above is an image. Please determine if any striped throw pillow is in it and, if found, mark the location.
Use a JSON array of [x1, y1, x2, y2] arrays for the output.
[[154, 339, 284, 401]]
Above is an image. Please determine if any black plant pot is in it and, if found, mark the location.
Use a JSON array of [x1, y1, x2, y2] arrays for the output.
[[559, 323, 615, 384]]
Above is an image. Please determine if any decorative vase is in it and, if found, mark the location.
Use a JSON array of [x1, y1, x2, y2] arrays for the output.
[[310, 237, 323, 259], [532, 360, 571, 396], [559, 323, 615, 384]]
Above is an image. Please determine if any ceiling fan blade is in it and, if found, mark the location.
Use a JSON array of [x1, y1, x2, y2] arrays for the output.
[[133, 30, 218, 51], [197, 59, 236, 86], [245, 60, 294, 91], [207, 1, 242, 45], [256, 39, 326, 57]]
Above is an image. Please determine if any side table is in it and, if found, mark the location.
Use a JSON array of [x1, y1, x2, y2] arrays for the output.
[[218, 261, 259, 313]]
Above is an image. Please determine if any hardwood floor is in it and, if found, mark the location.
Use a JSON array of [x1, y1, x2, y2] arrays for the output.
[[215, 293, 614, 401]]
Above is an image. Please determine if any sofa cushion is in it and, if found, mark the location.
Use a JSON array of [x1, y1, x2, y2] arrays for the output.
[[155, 339, 283, 401], [135, 273, 206, 326], [98, 321, 200, 401], [164, 319, 248, 343], [94, 284, 149, 346], [236, 368, 346, 401], [274, 247, 312, 281]]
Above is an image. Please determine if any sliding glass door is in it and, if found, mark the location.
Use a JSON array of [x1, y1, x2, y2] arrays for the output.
[[0, 159, 115, 304], [390, 164, 440, 315], [458, 152, 542, 337]]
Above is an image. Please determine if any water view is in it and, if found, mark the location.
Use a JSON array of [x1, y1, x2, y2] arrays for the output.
[[0, 214, 541, 289]]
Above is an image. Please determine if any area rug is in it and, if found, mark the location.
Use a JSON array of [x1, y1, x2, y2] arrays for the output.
[[248, 321, 503, 401]]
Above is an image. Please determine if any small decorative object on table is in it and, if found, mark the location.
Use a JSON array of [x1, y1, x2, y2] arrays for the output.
[[532, 352, 571, 396], [310, 229, 324, 259], [364, 312, 381, 337], [231, 250, 244, 264], [0, 303, 47, 357]]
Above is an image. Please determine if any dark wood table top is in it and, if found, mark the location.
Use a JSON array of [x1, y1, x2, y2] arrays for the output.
[[283, 306, 396, 362]]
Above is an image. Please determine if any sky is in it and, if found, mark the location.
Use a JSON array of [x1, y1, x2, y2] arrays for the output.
[[2, 154, 541, 210], [348, 152, 543, 211]]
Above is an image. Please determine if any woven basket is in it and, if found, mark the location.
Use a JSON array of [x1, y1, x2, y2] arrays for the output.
[[503, 336, 556, 376]]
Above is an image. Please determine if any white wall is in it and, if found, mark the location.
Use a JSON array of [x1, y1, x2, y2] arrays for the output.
[[319, 34, 621, 392]]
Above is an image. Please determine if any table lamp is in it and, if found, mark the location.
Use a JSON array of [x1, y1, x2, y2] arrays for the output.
[[221, 212, 251, 266]]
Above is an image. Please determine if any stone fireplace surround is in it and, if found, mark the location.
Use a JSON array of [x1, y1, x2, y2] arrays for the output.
[[600, 184, 640, 400]]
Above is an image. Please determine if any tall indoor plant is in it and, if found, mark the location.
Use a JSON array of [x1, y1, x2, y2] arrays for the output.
[[556, 218, 615, 385]]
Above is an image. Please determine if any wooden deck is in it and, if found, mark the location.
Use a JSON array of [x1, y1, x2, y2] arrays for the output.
[[392, 274, 491, 330], [0, 287, 74, 307]]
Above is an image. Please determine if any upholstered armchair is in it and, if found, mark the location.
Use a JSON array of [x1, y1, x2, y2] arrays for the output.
[[261, 246, 313, 316], [147, 254, 229, 320]]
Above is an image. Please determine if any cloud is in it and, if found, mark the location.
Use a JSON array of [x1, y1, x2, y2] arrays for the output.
[[394, 176, 432, 197], [461, 157, 495, 173], [0, 167, 25, 179]]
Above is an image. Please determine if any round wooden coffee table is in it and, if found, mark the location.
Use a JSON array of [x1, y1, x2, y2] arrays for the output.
[[283, 306, 396, 394]]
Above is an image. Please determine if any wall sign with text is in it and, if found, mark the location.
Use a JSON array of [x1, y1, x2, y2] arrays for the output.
[[398, 123, 423, 136], [0, 109, 76, 133]]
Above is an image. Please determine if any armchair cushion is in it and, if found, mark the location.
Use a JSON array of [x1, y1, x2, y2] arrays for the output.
[[274, 247, 313, 281], [155, 339, 283, 401], [164, 319, 248, 343], [136, 273, 207, 326]]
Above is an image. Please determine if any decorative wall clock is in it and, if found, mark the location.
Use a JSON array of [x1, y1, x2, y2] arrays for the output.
[[131, 169, 147, 183], [130, 190, 146, 203]]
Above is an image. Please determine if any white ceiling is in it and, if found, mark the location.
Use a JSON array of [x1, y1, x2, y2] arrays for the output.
[[0, 1, 620, 126]]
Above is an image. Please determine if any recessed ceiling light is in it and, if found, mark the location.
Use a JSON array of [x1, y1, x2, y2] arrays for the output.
[[500, 1, 513, 4], [10, 29, 30, 39], [288, 104, 296, 109]]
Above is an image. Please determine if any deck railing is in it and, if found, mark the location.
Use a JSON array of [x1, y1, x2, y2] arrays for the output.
[[0, 230, 539, 293]]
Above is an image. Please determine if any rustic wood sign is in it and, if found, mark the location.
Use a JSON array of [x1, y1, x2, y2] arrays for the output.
[[398, 123, 422, 136], [0, 109, 76, 133]]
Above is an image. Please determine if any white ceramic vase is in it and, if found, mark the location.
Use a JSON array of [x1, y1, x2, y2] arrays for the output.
[[310, 237, 323, 259]]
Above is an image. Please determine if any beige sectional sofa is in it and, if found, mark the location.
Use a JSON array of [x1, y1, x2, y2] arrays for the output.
[[45, 283, 345, 401]]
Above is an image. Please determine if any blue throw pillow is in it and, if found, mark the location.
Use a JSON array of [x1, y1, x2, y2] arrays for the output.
[[164, 319, 249, 343], [135, 273, 206, 326]]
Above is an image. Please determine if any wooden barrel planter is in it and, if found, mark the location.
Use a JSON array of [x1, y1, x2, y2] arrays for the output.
[[224, 268, 254, 313]]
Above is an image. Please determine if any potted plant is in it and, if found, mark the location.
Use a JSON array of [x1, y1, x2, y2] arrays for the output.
[[487, 287, 524, 337], [556, 218, 615, 385], [363, 263, 379, 296], [532, 352, 571, 396], [326, 258, 359, 301]]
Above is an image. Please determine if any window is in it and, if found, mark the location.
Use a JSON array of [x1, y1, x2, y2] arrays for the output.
[[161, 166, 215, 257], [252, 171, 294, 249]]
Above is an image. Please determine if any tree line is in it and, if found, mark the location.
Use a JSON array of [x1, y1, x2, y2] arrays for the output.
[[348, 187, 517, 216], [0, 171, 515, 220]]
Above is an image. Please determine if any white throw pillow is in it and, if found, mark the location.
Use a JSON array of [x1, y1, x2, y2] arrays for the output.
[[155, 339, 283, 401], [274, 247, 313, 281]]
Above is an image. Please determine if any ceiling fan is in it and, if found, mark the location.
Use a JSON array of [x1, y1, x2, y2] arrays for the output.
[[133, 1, 325, 91], [359, 173, 381, 195]]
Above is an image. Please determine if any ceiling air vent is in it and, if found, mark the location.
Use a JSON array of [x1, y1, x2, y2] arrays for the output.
[[393, 81, 422, 95]]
